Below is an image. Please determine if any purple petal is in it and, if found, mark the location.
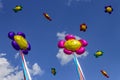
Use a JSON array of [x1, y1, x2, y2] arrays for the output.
[[27, 42, 31, 50], [22, 50, 28, 55], [17, 32, 26, 38], [8, 32, 15, 40], [11, 41, 20, 50]]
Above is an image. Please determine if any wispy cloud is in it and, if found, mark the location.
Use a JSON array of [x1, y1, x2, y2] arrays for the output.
[[0, 57, 23, 80], [57, 31, 66, 40], [0, 53, 44, 80], [0, 0, 3, 9], [67, 0, 91, 6], [56, 49, 88, 65], [29, 63, 44, 76], [67, 0, 73, 6], [0, 53, 6, 57], [56, 32, 88, 65], [14, 52, 19, 59]]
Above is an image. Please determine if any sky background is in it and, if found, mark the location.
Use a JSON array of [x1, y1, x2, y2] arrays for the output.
[[0, 0, 120, 80]]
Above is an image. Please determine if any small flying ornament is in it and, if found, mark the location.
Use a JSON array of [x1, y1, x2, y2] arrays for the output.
[[105, 5, 113, 14]]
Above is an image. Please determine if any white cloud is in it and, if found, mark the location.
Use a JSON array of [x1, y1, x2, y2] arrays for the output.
[[0, 57, 23, 80], [56, 49, 73, 65], [57, 31, 66, 40], [56, 32, 88, 65], [0, 53, 6, 57], [0, 53, 44, 80], [56, 49, 88, 65], [67, 0, 91, 6], [29, 63, 44, 76], [2, 71, 24, 80], [57, 32, 81, 40]]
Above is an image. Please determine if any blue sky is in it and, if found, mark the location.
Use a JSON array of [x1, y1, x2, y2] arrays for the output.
[[0, 0, 120, 80]]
